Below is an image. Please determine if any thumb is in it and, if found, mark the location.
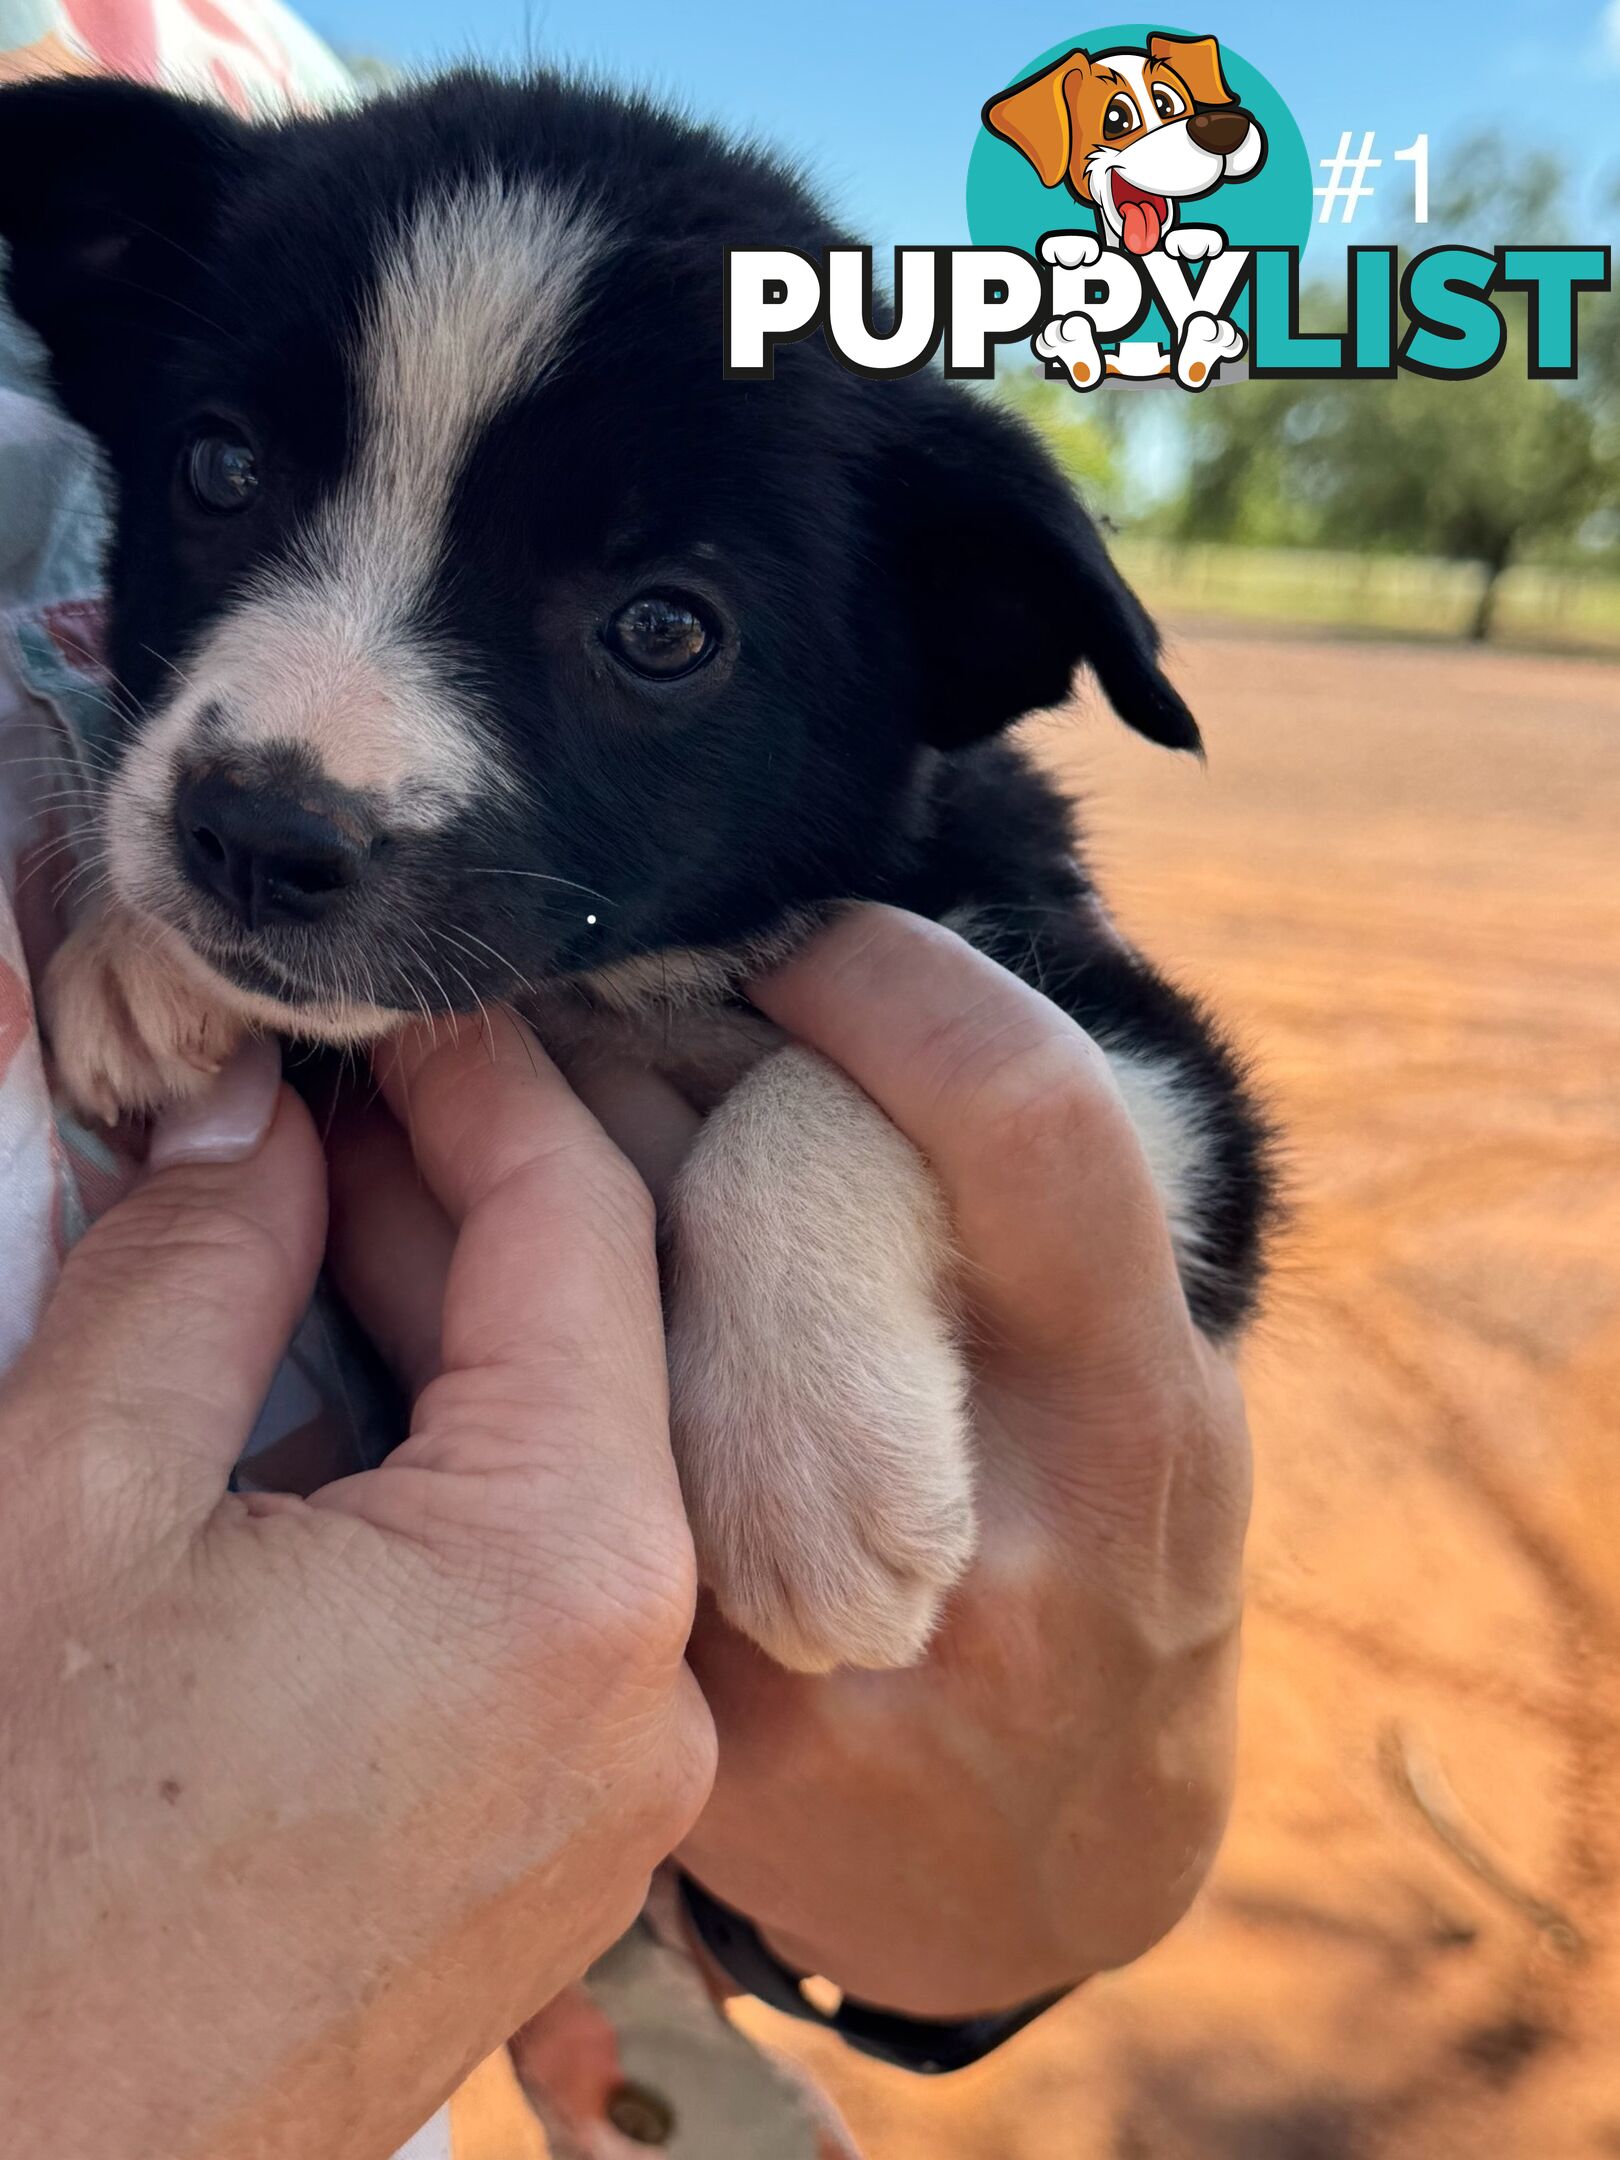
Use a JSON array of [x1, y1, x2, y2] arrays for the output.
[[13, 1040, 326, 1518]]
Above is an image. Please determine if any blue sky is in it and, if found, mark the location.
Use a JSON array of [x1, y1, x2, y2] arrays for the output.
[[300, 0, 1620, 256]]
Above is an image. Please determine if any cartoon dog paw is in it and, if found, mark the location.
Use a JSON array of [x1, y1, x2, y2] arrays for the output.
[[1163, 226, 1227, 263], [1175, 310, 1245, 389], [665, 1045, 978, 1672], [43, 902, 247, 1125], [1034, 310, 1106, 390], [1040, 230, 1102, 271]]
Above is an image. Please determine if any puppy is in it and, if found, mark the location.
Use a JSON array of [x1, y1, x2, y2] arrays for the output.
[[0, 71, 1273, 1674], [984, 32, 1266, 259]]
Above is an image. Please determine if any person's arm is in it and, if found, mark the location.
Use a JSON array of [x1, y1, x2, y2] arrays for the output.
[[552, 907, 1252, 2022], [0, 1018, 713, 2158]]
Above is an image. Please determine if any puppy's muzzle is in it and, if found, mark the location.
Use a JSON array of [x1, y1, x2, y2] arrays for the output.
[[1187, 108, 1253, 157], [175, 767, 374, 931]]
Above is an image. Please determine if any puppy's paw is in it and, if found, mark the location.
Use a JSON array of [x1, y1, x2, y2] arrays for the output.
[[44, 908, 245, 1124], [1162, 225, 1225, 262], [1041, 229, 1102, 270], [1034, 311, 1105, 390], [1175, 310, 1244, 388], [674, 1304, 978, 1673], [666, 1047, 978, 1672]]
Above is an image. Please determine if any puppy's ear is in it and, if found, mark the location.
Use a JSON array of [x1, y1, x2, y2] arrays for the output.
[[881, 385, 1200, 754], [982, 52, 1091, 189], [0, 79, 248, 437], [1147, 32, 1237, 109]]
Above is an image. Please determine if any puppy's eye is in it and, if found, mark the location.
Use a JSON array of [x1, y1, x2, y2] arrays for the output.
[[1103, 93, 1141, 139], [1151, 84, 1186, 121], [603, 593, 716, 680], [185, 430, 260, 513]]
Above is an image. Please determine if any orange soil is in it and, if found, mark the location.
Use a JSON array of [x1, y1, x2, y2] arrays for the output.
[[458, 624, 1620, 2159]]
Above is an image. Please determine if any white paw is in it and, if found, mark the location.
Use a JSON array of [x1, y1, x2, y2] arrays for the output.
[[1034, 310, 1105, 390], [1040, 230, 1102, 270], [1162, 225, 1226, 262], [665, 1047, 978, 1672], [43, 908, 246, 1124], [1175, 310, 1245, 389]]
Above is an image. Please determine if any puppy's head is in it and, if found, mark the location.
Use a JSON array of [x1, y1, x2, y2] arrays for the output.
[[0, 72, 1198, 1040], [984, 35, 1266, 254]]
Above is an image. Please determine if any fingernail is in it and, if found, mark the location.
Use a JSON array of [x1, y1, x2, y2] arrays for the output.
[[148, 1037, 282, 1170]]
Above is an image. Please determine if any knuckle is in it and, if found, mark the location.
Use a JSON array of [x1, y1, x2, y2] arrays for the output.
[[952, 1022, 1116, 1175], [508, 1135, 658, 1255], [76, 1185, 289, 1301], [468, 1498, 696, 1685], [651, 1707, 718, 1844], [582, 1149, 659, 1248], [573, 1520, 699, 1673]]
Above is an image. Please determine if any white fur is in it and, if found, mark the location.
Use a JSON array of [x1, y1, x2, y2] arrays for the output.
[[105, 180, 605, 959], [665, 1043, 976, 1672], [1095, 1040, 1220, 1298]]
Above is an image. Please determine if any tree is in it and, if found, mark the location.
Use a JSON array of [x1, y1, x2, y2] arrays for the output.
[[1159, 133, 1617, 637]]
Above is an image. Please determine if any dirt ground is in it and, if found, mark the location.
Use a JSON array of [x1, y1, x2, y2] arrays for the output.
[[457, 624, 1620, 2159]]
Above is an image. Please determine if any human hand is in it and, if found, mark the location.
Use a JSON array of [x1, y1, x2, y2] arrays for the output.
[[566, 907, 1253, 2020], [0, 1017, 713, 2159]]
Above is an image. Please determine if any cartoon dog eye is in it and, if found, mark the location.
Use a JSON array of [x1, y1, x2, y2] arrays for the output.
[[1150, 82, 1188, 121], [1102, 92, 1142, 139]]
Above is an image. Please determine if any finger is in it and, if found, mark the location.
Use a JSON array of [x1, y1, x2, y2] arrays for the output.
[[321, 1010, 672, 1506], [325, 1086, 454, 1398], [556, 1051, 702, 1210], [750, 907, 1191, 1368], [13, 1041, 326, 1511]]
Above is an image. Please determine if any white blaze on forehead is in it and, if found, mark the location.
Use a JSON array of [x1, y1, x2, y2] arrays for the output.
[[1097, 49, 1154, 108], [107, 177, 605, 907], [334, 176, 605, 602]]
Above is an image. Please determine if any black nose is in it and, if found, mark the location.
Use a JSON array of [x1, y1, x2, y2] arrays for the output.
[[175, 770, 369, 929], [1187, 108, 1251, 156]]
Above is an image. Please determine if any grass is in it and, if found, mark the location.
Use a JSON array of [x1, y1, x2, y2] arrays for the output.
[[1111, 539, 1620, 655]]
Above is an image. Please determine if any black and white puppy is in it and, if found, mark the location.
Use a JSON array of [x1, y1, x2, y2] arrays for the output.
[[0, 71, 1272, 1673]]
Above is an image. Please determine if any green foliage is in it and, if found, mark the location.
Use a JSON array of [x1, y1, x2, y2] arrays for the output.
[[992, 367, 1126, 514], [1152, 132, 1620, 634]]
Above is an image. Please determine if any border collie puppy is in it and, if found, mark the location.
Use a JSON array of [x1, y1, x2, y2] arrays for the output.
[[0, 71, 1272, 1673]]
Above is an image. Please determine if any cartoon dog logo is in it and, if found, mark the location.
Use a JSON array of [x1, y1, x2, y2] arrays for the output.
[[984, 31, 1266, 388], [984, 32, 1266, 257]]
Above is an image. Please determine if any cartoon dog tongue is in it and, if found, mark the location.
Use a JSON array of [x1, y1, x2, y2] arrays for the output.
[[1119, 192, 1164, 254]]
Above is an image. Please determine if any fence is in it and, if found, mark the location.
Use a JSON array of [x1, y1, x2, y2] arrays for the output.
[[1112, 541, 1620, 652]]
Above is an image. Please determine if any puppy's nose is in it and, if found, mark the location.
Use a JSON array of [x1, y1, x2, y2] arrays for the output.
[[175, 770, 369, 929], [1187, 108, 1251, 156]]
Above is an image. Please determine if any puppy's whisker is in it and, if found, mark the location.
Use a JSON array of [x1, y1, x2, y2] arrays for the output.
[[15, 835, 97, 893], [434, 923, 537, 1000], [460, 866, 617, 906], [441, 958, 497, 1058]]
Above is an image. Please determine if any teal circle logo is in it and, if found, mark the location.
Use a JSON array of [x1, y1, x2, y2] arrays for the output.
[[967, 25, 1311, 259]]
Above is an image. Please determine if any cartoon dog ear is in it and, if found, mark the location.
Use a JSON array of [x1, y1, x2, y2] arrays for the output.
[[880, 382, 1200, 754], [982, 52, 1091, 189], [0, 78, 248, 439], [1147, 32, 1237, 108]]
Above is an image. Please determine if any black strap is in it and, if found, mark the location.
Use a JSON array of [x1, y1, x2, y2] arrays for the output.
[[678, 1874, 1072, 2075]]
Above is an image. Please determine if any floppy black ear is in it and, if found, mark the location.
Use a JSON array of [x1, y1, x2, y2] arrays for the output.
[[0, 79, 248, 438], [882, 384, 1200, 753]]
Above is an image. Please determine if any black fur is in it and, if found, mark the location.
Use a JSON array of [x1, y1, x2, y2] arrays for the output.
[[0, 69, 1271, 1334]]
